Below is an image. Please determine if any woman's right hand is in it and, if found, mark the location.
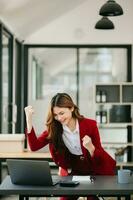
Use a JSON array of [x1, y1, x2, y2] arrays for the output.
[[24, 106, 34, 133]]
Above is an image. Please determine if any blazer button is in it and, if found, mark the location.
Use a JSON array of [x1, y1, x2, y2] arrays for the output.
[[80, 156, 84, 160]]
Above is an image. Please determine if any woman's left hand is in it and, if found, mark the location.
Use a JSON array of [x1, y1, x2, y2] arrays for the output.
[[82, 135, 95, 156]]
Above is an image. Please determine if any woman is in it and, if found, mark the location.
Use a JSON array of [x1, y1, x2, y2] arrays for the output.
[[25, 93, 116, 200]]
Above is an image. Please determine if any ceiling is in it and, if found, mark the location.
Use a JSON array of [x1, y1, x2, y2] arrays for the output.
[[0, 0, 132, 43], [0, 0, 85, 39]]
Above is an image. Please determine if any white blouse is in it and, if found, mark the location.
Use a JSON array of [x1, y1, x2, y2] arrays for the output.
[[62, 120, 83, 155]]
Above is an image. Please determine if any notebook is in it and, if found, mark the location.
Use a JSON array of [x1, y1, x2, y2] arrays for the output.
[[6, 159, 60, 186]]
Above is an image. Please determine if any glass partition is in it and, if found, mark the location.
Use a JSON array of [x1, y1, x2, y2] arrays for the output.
[[27, 45, 131, 157], [28, 48, 77, 133], [28, 47, 129, 124]]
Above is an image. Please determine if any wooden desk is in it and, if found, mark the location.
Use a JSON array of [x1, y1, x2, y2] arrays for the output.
[[0, 151, 133, 183], [0, 151, 52, 183], [0, 175, 132, 200], [0, 151, 51, 159]]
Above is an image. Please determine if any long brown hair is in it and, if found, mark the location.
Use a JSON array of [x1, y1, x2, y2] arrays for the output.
[[46, 93, 83, 152]]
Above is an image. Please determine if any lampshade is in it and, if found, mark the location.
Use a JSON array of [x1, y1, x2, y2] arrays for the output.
[[99, 0, 124, 16], [95, 17, 114, 29]]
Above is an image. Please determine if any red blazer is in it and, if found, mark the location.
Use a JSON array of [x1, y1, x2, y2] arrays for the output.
[[26, 118, 116, 175]]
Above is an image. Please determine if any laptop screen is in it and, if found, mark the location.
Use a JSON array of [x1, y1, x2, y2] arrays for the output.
[[7, 159, 59, 186]]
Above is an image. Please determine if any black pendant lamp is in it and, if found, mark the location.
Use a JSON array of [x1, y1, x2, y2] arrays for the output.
[[99, 0, 124, 16], [95, 17, 114, 29]]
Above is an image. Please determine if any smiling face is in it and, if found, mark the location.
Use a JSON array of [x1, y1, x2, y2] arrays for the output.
[[53, 106, 74, 126]]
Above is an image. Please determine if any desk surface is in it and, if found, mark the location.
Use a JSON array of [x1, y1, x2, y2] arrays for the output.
[[0, 152, 133, 168], [0, 176, 133, 196], [0, 151, 51, 159]]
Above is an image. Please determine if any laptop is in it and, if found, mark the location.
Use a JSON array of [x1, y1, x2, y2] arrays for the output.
[[6, 159, 60, 186]]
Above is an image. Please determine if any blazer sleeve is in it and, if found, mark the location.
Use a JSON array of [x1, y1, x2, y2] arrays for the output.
[[26, 127, 49, 151], [90, 123, 116, 175]]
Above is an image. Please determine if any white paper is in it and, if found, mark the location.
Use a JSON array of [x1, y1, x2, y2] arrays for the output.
[[72, 176, 91, 182]]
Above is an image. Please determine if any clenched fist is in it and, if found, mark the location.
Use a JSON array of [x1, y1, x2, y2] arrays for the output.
[[25, 106, 34, 119], [24, 105, 34, 133], [82, 135, 95, 156]]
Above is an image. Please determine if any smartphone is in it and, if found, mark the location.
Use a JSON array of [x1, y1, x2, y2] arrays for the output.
[[59, 180, 80, 187]]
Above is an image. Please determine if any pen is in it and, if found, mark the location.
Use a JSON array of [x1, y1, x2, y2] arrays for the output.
[[90, 176, 96, 183]]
